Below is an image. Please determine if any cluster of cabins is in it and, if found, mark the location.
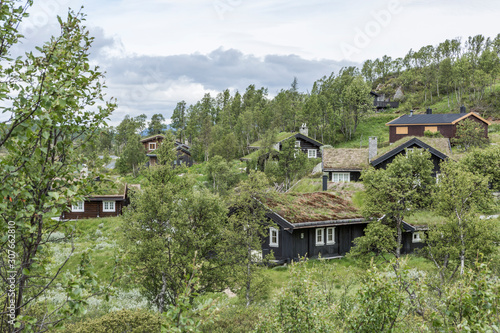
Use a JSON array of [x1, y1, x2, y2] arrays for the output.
[[65, 110, 491, 263]]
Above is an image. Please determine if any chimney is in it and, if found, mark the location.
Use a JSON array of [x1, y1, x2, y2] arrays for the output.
[[426, 108, 432, 114], [322, 173, 328, 191], [460, 105, 466, 114], [369, 136, 378, 162], [299, 123, 308, 137], [409, 110, 413, 117]]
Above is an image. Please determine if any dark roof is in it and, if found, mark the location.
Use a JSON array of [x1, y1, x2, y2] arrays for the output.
[[370, 137, 450, 167], [248, 132, 323, 149], [386, 112, 490, 126]]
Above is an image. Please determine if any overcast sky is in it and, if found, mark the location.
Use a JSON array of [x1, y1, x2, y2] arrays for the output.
[[11, 0, 500, 126]]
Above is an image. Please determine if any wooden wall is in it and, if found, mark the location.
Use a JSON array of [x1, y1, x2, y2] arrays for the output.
[[389, 116, 488, 143], [62, 200, 123, 220]]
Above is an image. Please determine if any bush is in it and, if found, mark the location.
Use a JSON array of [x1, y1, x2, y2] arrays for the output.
[[60, 309, 162, 333]]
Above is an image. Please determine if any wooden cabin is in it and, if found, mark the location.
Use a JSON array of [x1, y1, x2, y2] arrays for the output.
[[147, 141, 193, 167], [141, 134, 164, 153], [246, 124, 323, 160], [321, 137, 452, 190], [386, 111, 489, 143], [261, 192, 425, 263], [61, 182, 128, 220]]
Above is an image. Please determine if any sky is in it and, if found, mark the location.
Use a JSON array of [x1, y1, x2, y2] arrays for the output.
[[9, 0, 500, 126]]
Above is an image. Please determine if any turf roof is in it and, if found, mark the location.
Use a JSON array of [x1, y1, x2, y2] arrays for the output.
[[373, 136, 452, 160], [322, 148, 369, 171], [248, 132, 295, 148], [265, 192, 362, 224]]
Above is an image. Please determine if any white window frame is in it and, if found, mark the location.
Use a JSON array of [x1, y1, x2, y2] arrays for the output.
[[103, 200, 116, 212], [71, 201, 84, 212], [149, 142, 157, 150], [316, 228, 325, 246], [295, 140, 301, 148], [326, 227, 336, 245], [307, 149, 317, 158], [412, 232, 422, 243], [270, 227, 279, 247], [332, 172, 350, 183]]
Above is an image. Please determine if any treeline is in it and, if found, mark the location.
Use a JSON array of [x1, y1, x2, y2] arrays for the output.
[[362, 34, 500, 112], [97, 34, 500, 165]]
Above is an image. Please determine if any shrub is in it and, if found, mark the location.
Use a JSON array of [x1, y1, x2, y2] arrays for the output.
[[60, 309, 162, 333]]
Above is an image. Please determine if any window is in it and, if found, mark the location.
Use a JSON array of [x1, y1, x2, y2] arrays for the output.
[[71, 201, 84, 212], [396, 127, 408, 134], [270, 227, 279, 247], [425, 126, 438, 133], [103, 201, 115, 212], [412, 232, 422, 243], [149, 142, 157, 150], [307, 149, 317, 158], [326, 227, 335, 244], [295, 140, 301, 148], [316, 228, 324, 246], [332, 173, 350, 182]]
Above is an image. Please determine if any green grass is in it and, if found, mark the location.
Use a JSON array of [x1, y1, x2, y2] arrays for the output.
[[335, 114, 398, 148], [47, 217, 126, 286], [405, 209, 446, 226], [288, 178, 323, 193]]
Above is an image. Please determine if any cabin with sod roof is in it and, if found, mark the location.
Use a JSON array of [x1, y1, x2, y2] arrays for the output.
[[61, 180, 128, 220], [386, 108, 490, 143], [245, 124, 323, 160], [321, 136, 453, 189], [261, 192, 367, 262], [260, 191, 429, 262]]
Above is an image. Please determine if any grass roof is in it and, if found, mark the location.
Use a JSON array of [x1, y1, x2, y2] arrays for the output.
[[266, 192, 362, 224], [248, 132, 295, 148], [90, 179, 127, 197], [323, 148, 369, 170], [374, 136, 452, 160]]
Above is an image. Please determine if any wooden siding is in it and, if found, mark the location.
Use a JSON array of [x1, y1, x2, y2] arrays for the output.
[[389, 117, 488, 143], [142, 137, 164, 153], [401, 232, 425, 254], [62, 200, 124, 220], [280, 137, 322, 158], [262, 223, 366, 262]]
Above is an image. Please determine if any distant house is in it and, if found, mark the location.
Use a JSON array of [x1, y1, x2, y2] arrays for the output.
[[141, 134, 164, 153], [386, 109, 490, 143], [141, 134, 193, 167], [321, 136, 452, 189], [61, 181, 128, 220], [261, 191, 424, 263], [370, 91, 399, 111], [246, 124, 323, 160]]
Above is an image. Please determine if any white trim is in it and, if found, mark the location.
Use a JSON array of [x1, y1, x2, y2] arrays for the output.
[[71, 201, 84, 212], [326, 227, 336, 244], [307, 149, 317, 158], [270, 227, 279, 247], [331, 172, 350, 182], [315, 228, 325, 246], [295, 140, 301, 148], [149, 142, 157, 150], [103, 200, 116, 212]]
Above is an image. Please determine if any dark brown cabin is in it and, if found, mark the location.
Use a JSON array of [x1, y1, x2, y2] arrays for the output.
[[61, 184, 128, 220], [386, 111, 490, 143]]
